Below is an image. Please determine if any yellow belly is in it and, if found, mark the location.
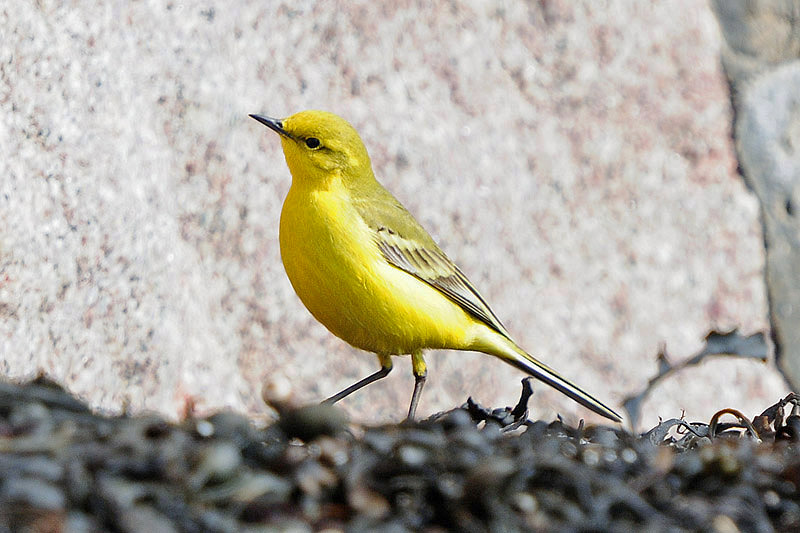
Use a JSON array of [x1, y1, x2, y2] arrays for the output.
[[279, 182, 476, 356]]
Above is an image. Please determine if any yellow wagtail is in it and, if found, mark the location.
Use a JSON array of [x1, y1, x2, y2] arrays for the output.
[[250, 110, 621, 423]]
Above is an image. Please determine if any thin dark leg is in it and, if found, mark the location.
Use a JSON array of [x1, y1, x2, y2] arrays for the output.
[[322, 365, 392, 405], [406, 372, 426, 420]]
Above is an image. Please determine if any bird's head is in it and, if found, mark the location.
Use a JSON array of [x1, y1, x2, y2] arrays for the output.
[[250, 110, 372, 187]]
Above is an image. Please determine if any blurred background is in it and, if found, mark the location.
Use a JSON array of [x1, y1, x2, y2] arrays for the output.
[[1, 1, 791, 430]]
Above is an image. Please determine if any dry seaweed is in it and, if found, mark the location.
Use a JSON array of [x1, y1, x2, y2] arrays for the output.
[[0, 376, 798, 533], [622, 329, 769, 428]]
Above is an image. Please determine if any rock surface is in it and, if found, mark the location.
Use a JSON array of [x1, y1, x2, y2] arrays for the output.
[[0, 1, 787, 427], [712, 0, 800, 393]]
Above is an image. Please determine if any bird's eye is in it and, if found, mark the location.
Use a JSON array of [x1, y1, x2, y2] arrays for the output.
[[305, 137, 321, 149]]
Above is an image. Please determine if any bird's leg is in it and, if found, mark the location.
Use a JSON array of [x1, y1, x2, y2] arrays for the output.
[[407, 373, 426, 420], [322, 355, 392, 405], [407, 351, 428, 420]]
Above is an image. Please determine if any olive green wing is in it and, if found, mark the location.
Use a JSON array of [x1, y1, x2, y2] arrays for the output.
[[352, 184, 510, 338]]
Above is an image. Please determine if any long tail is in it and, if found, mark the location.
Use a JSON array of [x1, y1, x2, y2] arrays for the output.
[[479, 333, 622, 423]]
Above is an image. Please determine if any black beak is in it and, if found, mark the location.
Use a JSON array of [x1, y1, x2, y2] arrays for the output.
[[249, 114, 291, 138]]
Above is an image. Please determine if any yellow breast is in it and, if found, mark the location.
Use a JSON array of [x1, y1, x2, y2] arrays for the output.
[[279, 180, 476, 356]]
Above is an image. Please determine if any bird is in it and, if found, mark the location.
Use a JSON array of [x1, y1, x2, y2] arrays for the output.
[[250, 110, 621, 423]]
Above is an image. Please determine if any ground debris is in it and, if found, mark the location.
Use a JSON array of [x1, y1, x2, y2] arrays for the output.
[[0, 377, 798, 533], [622, 329, 769, 428]]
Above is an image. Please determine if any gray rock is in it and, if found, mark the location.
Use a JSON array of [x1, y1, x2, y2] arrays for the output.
[[712, 0, 800, 389], [736, 63, 800, 388]]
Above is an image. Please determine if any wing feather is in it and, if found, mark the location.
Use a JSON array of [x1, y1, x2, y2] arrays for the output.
[[375, 227, 509, 337], [350, 181, 510, 337]]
